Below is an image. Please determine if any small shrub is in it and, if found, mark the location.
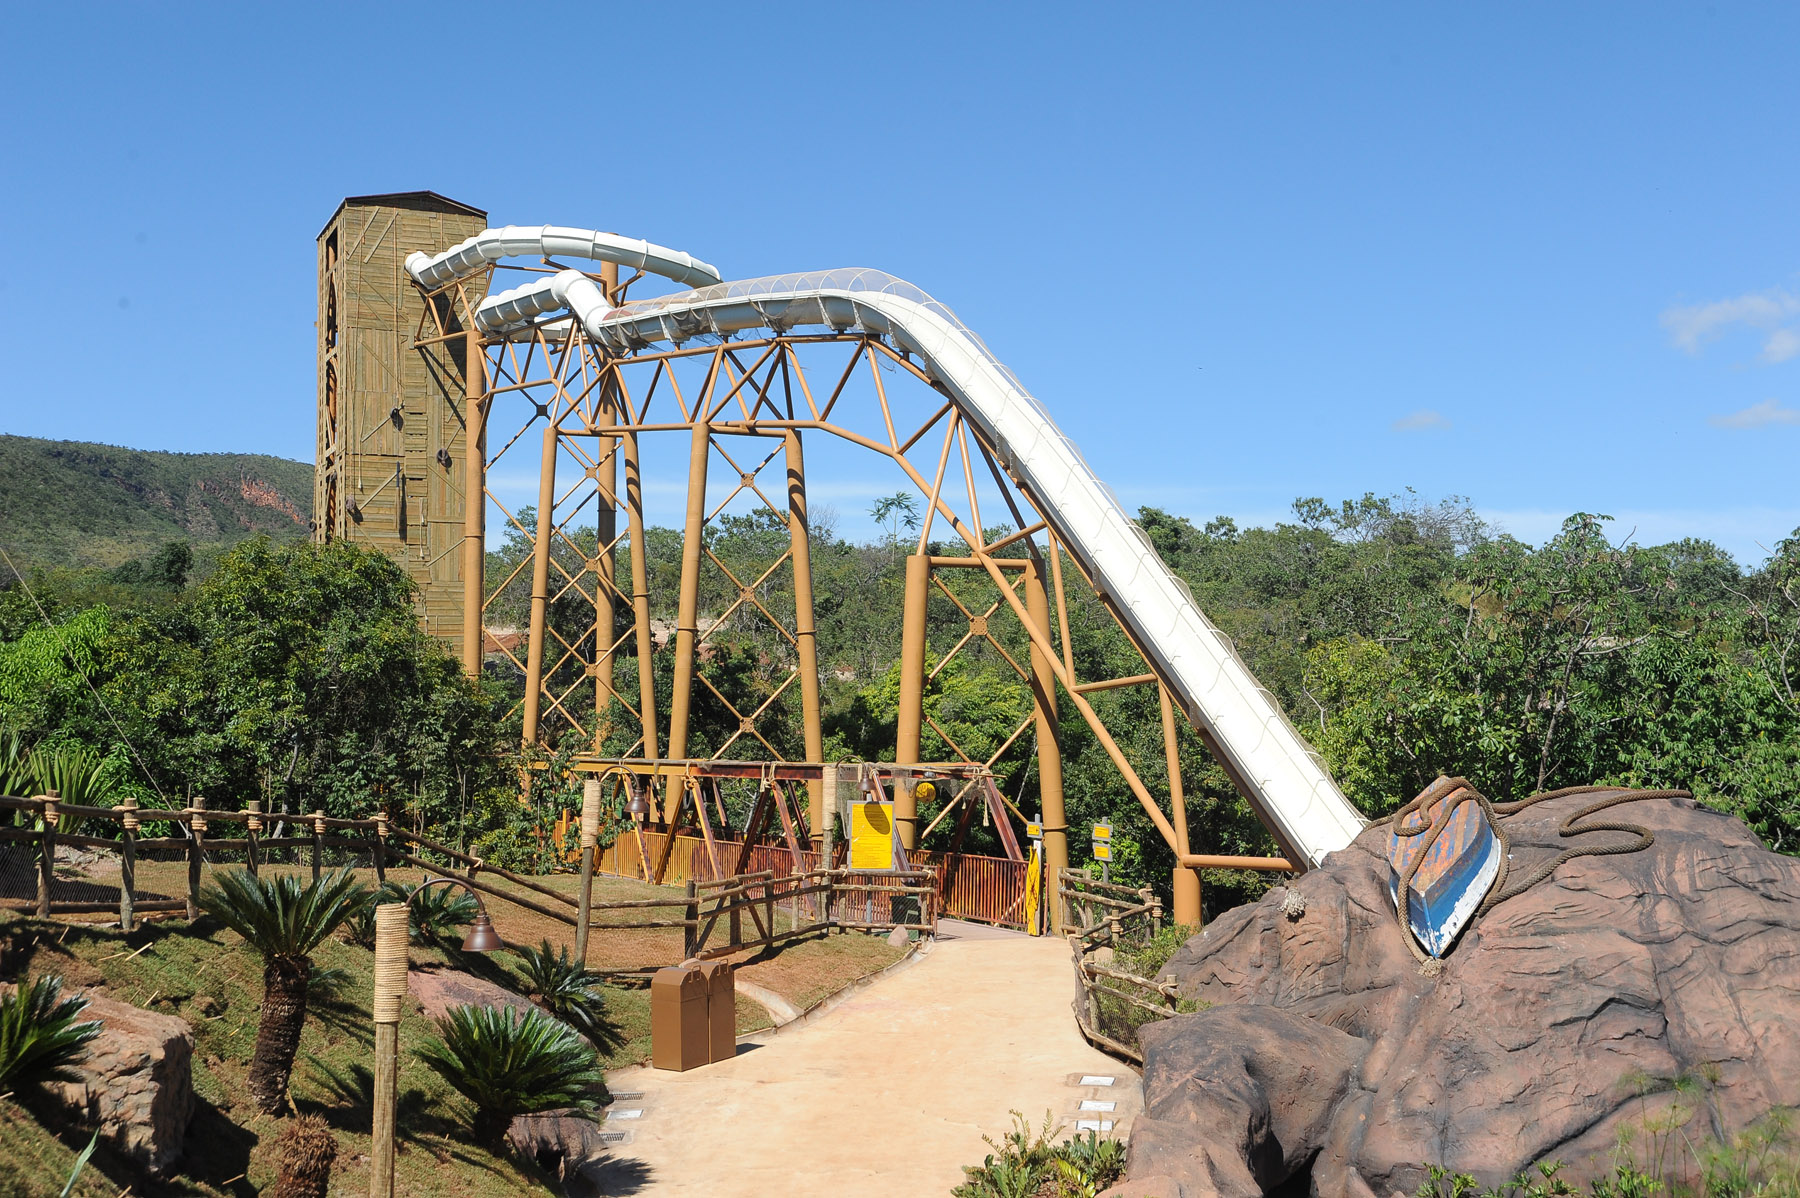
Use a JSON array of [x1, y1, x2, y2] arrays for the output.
[[0, 975, 102, 1094], [346, 881, 477, 950], [510, 940, 620, 1048], [415, 1003, 609, 1151], [956, 1111, 1127, 1198]]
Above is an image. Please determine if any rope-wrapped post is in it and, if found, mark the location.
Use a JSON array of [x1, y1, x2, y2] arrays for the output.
[[575, 777, 601, 966], [245, 798, 262, 878], [369, 902, 408, 1198], [119, 797, 139, 932], [37, 793, 58, 918], [311, 809, 325, 881], [372, 812, 388, 884], [186, 796, 207, 920]]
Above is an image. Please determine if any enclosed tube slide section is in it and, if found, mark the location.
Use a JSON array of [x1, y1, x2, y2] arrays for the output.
[[404, 225, 721, 291], [470, 266, 1366, 867]]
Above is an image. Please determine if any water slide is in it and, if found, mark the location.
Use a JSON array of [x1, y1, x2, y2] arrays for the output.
[[406, 232, 1367, 867]]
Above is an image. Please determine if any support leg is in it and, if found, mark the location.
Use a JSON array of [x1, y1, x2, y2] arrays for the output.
[[668, 420, 710, 759], [894, 553, 930, 849]]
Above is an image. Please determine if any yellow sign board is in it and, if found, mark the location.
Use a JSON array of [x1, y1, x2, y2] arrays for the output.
[[1026, 821, 1043, 840], [1091, 842, 1113, 862], [1092, 822, 1112, 841], [850, 801, 894, 870]]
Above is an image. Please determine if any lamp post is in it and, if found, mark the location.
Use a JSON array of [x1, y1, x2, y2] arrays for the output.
[[369, 876, 502, 1198]]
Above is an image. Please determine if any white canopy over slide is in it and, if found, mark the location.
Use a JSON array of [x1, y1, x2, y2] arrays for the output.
[[409, 238, 1366, 868]]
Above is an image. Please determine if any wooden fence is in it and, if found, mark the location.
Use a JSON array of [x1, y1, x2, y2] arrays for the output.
[[1058, 868, 1192, 1065], [0, 794, 940, 973], [597, 830, 1028, 930]]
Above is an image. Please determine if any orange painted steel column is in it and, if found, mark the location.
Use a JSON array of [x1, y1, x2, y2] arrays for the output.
[[784, 429, 826, 832], [1162, 683, 1202, 926], [622, 426, 659, 758], [1026, 558, 1068, 930], [521, 423, 559, 745], [460, 329, 487, 678], [668, 419, 710, 759], [894, 553, 931, 849]]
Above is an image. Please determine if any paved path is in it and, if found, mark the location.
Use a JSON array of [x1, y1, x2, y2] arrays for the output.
[[588, 923, 1141, 1196]]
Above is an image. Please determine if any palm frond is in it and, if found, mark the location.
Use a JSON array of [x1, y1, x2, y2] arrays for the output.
[[198, 867, 372, 963], [510, 939, 619, 1048], [415, 1003, 607, 1132], [0, 975, 103, 1091]]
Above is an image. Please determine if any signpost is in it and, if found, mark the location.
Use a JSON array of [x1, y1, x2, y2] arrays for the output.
[[1024, 812, 1045, 936], [1091, 820, 1113, 883]]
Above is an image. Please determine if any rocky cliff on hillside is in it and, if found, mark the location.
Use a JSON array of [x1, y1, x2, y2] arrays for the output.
[[1106, 789, 1800, 1198]]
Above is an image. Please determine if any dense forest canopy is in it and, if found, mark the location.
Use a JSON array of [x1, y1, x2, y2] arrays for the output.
[[4, 490, 1797, 914]]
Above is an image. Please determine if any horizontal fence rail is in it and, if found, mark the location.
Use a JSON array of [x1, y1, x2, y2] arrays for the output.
[[2, 794, 942, 972], [599, 829, 1027, 929], [1057, 867, 1190, 1066]]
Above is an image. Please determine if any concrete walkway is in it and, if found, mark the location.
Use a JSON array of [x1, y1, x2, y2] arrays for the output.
[[589, 924, 1140, 1196]]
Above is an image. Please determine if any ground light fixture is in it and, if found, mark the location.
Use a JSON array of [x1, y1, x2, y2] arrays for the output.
[[369, 875, 500, 1198]]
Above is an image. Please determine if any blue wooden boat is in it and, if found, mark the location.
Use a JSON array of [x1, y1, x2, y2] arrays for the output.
[[1387, 783, 1503, 958]]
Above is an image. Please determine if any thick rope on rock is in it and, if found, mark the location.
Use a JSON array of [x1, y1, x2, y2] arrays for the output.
[[371, 903, 409, 1024], [1381, 777, 1688, 966]]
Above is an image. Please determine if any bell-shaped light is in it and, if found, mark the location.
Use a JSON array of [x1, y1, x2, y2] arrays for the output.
[[626, 778, 650, 822], [460, 911, 503, 954]]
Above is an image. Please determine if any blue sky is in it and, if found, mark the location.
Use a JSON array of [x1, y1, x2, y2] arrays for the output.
[[2, 4, 1797, 565]]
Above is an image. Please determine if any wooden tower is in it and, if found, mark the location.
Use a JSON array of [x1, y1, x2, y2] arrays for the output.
[[315, 192, 487, 648]]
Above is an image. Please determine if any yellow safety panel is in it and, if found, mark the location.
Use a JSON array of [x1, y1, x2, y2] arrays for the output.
[[850, 801, 894, 870]]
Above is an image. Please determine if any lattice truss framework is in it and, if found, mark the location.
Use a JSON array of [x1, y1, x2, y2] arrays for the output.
[[407, 258, 1252, 879]]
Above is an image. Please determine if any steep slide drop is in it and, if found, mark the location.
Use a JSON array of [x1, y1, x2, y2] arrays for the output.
[[407, 230, 1366, 867]]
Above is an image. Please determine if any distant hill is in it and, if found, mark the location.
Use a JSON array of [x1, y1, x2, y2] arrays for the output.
[[0, 434, 313, 568]]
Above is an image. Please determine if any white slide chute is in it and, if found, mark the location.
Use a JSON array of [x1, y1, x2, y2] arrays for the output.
[[412, 245, 1366, 867], [405, 225, 721, 291]]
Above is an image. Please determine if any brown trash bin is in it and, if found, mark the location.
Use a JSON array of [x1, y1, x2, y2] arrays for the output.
[[650, 965, 709, 1071], [697, 959, 736, 1063]]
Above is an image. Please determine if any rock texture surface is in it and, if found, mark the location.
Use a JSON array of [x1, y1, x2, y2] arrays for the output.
[[1109, 790, 1800, 1198], [7, 986, 196, 1177]]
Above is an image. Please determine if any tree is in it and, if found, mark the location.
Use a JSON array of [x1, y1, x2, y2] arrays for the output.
[[870, 493, 920, 554], [198, 867, 371, 1114]]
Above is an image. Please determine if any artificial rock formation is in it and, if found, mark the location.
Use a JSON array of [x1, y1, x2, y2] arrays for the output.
[[1108, 790, 1800, 1198], [16, 987, 196, 1177]]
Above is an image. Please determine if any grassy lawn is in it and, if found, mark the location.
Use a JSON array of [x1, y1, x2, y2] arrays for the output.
[[0, 863, 909, 1195]]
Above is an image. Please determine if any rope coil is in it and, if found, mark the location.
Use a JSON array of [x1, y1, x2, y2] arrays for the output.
[[371, 904, 409, 1024], [580, 778, 602, 850]]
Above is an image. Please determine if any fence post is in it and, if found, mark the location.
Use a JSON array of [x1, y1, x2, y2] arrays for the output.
[[186, 796, 206, 920], [823, 869, 836, 934], [372, 812, 388, 884], [683, 879, 698, 959], [119, 797, 138, 933], [575, 778, 600, 967], [245, 798, 262, 878], [311, 810, 325, 881], [37, 793, 58, 918]]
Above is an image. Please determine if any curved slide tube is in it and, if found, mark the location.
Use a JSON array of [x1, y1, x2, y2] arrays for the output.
[[436, 254, 1367, 866], [404, 225, 721, 292]]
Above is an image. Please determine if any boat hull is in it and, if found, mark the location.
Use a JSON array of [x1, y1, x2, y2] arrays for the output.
[[1387, 791, 1502, 958]]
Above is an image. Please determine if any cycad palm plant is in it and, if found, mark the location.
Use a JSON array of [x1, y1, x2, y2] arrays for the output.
[[415, 1003, 608, 1151], [0, 975, 102, 1093], [198, 867, 370, 1113], [511, 940, 619, 1047]]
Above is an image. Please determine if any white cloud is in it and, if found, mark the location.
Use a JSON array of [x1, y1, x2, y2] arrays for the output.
[[1763, 328, 1800, 364], [1661, 288, 1800, 360], [1708, 398, 1800, 429], [1392, 409, 1450, 432]]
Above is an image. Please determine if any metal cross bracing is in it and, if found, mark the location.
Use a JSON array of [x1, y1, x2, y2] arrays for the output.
[[409, 259, 1292, 927]]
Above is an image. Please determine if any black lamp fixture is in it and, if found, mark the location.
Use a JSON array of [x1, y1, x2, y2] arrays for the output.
[[411, 876, 502, 954], [626, 775, 650, 823]]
